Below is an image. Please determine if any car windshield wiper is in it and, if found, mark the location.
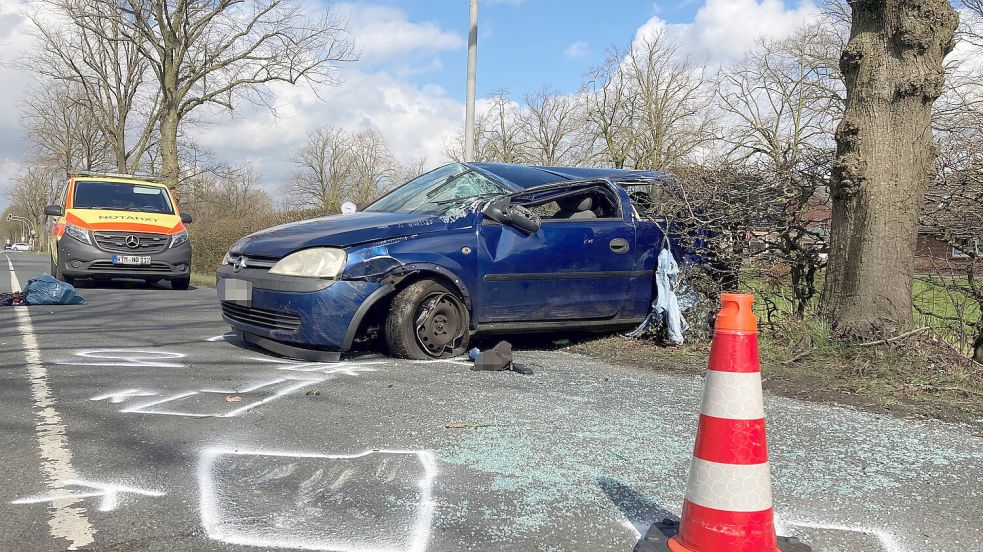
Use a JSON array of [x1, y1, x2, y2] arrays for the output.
[[424, 170, 474, 200]]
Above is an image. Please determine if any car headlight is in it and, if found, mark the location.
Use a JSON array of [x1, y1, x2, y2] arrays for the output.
[[269, 247, 347, 279], [64, 223, 91, 245], [223, 251, 233, 265], [170, 229, 189, 248]]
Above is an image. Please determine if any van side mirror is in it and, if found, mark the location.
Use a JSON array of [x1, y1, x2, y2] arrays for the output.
[[44, 205, 64, 217], [180, 213, 193, 224]]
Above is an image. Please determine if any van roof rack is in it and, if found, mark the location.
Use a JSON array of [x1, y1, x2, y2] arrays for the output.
[[68, 170, 164, 182]]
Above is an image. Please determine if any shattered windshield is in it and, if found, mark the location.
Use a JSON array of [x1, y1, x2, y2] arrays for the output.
[[364, 163, 507, 215]]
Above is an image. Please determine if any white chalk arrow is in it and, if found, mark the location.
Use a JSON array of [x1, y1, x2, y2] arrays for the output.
[[90, 389, 159, 403], [12, 480, 165, 511]]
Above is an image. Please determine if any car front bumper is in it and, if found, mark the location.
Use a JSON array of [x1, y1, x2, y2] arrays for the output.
[[57, 237, 191, 279], [216, 264, 394, 358]]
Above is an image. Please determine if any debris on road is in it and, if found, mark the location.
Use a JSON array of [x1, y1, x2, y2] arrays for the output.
[[444, 422, 496, 429], [16, 274, 86, 305], [306, 388, 321, 396], [471, 341, 534, 375], [225, 395, 242, 403], [0, 291, 26, 306]]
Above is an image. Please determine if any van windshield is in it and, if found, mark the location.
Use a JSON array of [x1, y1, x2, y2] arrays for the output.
[[364, 163, 507, 214], [73, 181, 174, 214]]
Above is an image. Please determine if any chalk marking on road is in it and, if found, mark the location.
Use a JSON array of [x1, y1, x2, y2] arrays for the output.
[[410, 357, 471, 367], [90, 389, 159, 403], [197, 447, 437, 552], [778, 518, 903, 552], [206, 332, 237, 342], [275, 363, 384, 376], [12, 479, 164, 512], [5, 254, 95, 550], [117, 377, 325, 418], [54, 349, 186, 368]]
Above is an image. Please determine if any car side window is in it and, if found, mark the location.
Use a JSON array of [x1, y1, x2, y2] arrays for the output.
[[521, 187, 620, 222], [622, 183, 662, 217]]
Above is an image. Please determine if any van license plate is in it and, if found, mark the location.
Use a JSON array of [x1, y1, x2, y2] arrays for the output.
[[113, 255, 152, 265]]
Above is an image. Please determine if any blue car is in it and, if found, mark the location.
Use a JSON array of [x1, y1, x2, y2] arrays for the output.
[[217, 162, 687, 361]]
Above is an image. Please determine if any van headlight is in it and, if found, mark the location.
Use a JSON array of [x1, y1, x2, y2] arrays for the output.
[[64, 223, 91, 245], [170, 229, 189, 248], [269, 248, 347, 279]]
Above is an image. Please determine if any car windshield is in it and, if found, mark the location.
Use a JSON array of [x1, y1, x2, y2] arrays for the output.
[[73, 180, 175, 214], [364, 163, 507, 214]]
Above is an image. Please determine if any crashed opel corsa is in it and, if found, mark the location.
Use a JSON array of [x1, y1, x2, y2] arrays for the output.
[[217, 163, 687, 361]]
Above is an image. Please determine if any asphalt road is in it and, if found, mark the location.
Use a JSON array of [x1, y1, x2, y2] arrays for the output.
[[1, 251, 981, 552]]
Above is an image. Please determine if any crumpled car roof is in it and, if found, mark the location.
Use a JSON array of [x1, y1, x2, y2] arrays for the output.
[[469, 163, 668, 190]]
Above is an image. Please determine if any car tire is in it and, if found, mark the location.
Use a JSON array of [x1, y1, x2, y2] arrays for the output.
[[53, 259, 75, 286], [171, 277, 191, 290], [385, 279, 470, 360]]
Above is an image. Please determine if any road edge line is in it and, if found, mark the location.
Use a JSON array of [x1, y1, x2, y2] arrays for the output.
[[5, 254, 95, 549]]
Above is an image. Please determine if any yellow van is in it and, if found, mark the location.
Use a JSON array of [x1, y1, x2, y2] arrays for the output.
[[44, 172, 193, 289]]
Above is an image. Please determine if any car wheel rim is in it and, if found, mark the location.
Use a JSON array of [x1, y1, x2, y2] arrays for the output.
[[413, 292, 466, 357]]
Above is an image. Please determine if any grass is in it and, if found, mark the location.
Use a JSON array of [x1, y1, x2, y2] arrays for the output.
[[569, 315, 983, 426], [191, 271, 215, 288]]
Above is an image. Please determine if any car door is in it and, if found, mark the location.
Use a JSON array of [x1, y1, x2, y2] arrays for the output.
[[475, 183, 637, 323]]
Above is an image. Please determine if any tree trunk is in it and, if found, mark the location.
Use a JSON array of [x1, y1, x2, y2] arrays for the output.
[[821, 0, 958, 339], [160, 107, 180, 198]]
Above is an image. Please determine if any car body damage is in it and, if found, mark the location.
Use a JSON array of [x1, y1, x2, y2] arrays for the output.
[[216, 162, 694, 360]]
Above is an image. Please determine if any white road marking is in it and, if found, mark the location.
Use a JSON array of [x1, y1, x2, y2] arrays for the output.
[[12, 479, 164, 512], [4, 254, 95, 549], [90, 389, 159, 403], [778, 518, 903, 552]]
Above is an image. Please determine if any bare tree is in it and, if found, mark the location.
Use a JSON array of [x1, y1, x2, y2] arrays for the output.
[[6, 166, 63, 249], [65, 0, 355, 192], [583, 49, 637, 169], [622, 27, 714, 171], [716, 24, 843, 316], [21, 81, 111, 173], [481, 90, 527, 164], [31, 1, 158, 172], [287, 126, 397, 212], [519, 87, 586, 166]]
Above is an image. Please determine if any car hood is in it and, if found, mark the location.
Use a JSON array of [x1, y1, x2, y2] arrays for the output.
[[232, 211, 463, 258]]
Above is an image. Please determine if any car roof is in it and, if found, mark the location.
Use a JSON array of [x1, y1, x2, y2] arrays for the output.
[[468, 162, 668, 189]]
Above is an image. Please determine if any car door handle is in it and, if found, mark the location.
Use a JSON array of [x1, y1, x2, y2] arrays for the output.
[[609, 238, 630, 254]]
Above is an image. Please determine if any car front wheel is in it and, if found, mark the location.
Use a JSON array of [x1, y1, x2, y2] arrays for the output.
[[385, 279, 470, 359], [171, 277, 191, 290]]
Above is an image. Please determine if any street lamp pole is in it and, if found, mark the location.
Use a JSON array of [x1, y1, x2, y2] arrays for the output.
[[464, 0, 478, 162]]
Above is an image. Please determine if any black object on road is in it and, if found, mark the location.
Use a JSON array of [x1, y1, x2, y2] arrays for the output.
[[471, 341, 533, 375]]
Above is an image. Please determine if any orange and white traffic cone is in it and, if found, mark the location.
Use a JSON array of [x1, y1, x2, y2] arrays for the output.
[[667, 293, 807, 552]]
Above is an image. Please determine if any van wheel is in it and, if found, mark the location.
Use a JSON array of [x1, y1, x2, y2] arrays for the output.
[[385, 279, 470, 359], [171, 277, 191, 290], [53, 259, 75, 286]]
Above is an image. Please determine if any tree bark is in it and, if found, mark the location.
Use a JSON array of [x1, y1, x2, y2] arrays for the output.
[[160, 106, 180, 196], [821, 0, 958, 338]]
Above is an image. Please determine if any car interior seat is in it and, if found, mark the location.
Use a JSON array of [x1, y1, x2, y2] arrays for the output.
[[555, 196, 597, 219]]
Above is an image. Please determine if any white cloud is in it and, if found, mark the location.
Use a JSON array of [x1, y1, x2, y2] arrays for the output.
[[341, 3, 463, 69], [640, 0, 821, 64], [192, 68, 462, 190], [0, 1, 37, 213], [564, 41, 589, 60]]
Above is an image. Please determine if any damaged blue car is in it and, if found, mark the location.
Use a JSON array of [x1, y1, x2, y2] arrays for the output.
[[217, 162, 686, 361]]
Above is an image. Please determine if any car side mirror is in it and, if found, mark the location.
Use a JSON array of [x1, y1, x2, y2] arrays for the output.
[[481, 199, 541, 235], [180, 213, 193, 224], [44, 205, 64, 217]]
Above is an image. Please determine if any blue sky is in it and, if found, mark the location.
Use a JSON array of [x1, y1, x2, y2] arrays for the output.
[[0, 0, 821, 212], [376, 0, 689, 100]]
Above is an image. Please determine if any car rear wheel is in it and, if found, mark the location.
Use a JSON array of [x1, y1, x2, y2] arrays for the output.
[[385, 279, 470, 359]]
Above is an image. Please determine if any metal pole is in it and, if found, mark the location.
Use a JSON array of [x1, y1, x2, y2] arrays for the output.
[[464, 0, 478, 162]]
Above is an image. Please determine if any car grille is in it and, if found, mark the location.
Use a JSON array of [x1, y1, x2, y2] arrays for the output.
[[221, 301, 301, 331], [88, 260, 174, 273], [93, 231, 170, 254]]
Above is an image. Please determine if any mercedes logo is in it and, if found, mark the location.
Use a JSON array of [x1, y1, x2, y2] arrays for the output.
[[124, 235, 140, 248], [232, 256, 248, 273]]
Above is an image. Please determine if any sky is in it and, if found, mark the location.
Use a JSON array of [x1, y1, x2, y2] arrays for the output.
[[0, 0, 822, 213]]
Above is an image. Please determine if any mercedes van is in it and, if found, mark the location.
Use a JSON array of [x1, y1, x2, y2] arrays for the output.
[[45, 172, 193, 289]]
